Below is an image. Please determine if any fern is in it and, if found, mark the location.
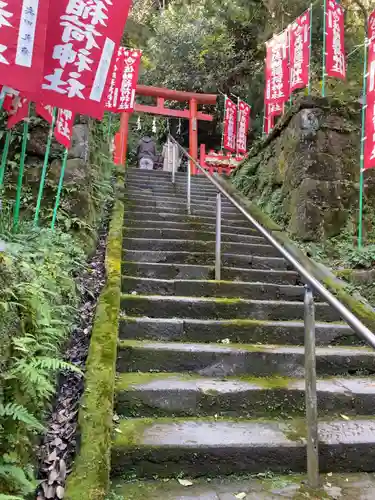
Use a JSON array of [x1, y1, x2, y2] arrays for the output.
[[0, 403, 44, 431], [0, 464, 36, 494], [0, 495, 24, 500]]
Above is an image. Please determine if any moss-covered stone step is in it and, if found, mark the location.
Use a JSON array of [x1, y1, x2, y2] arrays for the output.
[[121, 277, 305, 301], [116, 340, 375, 377], [125, 184, 218, 196], [119, 317, 355, 346], [124, 200, 240, 216], [122, 250, 289, 271], [115, 373, 375, 418], [123, 228, 265, 245], [123, 210, 246, 225], [122, 239, 282, 258], [126, 192, 234, 206], [121, 262, 299, 284], [111, 417, 375, 478], [110, 473, 375, 500], [123, 219, 258, 236], [120, 295, 339, 322]]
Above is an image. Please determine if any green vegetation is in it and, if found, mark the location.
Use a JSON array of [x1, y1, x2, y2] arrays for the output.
[[0, 115, 115, 496]]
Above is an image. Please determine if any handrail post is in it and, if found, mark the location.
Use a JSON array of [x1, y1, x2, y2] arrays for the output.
[[215, 192, 222, 280], [304, 285, 319, 489], [187, 157, 191, 215], [172, 141, 176, 184]]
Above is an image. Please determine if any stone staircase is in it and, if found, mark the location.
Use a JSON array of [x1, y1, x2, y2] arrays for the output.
[[112, 169, 375, 482]]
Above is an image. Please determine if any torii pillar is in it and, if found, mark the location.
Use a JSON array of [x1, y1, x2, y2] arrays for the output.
[[119, 85, 217, 174]]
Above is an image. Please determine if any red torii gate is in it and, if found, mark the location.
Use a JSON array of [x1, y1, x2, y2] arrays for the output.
[[119, 84, 217, 174]]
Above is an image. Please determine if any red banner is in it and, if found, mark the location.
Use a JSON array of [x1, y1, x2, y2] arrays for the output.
[[35, 102, 54, 124], [326, 0, 346, 80], [289, 10, 310, 93], [223, 97, 237, 152], [364, 11, 375, 170], [236, 100, 251, 154], [7, 94, 28, 128], [105, 47, 142, 113], [0, 0, 50, 95], [39, 0, 132, 118], [54, 108, 74, 148], [265, 30, 289, 105], [264, 105, 274, 135]]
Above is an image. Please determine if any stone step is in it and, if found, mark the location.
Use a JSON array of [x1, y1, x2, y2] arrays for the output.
[[121, 262, 299, 284], [122, 250, 291, 270], [122, 277, 305, 301], [116, 340, 375, 377], [115, 373, 375, 418], [111, 417, 375, 478], [125, 183, 218, 196], [123, 220, 258, 236], [123, 228, 265, 245], [125, 200, 240, 215], [110, 474, 375, 500], [123, 239, 281, 258], [123, 211, 248, 225], [126, 192, 233, 205], [120, 295, 340, 322], [119, 317, 355, 346], [126, 170, 212, 181]]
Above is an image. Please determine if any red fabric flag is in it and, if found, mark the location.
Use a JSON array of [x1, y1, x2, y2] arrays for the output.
[[289, 10, 310, 93], [105, 47, 142, 113], [54, 108, 74, 148], [7, 94, 28, 128], [236, 100, 251, 154], [363, 11, 375, 170], [0, 0, 50, 95], [223, 97, 237, 152], [264, 105, 274, 135], [326, 0, 346, 80], [117, 48, 142, 113], [265, 30, 289, 105], [35, 102, 54, 124], [39, 0, 132, 119]]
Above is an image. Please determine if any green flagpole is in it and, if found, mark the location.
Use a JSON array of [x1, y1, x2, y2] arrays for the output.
[[34, 108, 57, 226], [322, 0, 327, 96], [13, 103, 31, 230], [51, 148, 68, 230], [308, 4, 313, 94], [358, 37, 368, 249], [0, 130, 11, 189]]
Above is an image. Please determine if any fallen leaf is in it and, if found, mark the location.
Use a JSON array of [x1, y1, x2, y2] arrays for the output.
[[114, 428, 122, 433], [178, 479, 193, 487], [340, 414, 350, 421], [327, 472, 333, 477], [56, 485, 65, 499], [235, 493, 247, 499], [221, 338, 230, 344]]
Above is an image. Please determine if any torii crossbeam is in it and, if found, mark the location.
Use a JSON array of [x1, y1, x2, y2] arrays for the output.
[[119, 84, 217, 174]]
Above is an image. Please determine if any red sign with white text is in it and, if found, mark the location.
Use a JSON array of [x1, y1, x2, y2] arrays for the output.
[[54, 108, 74, 148], [0, 0, 50, 94], [326, 0, 346, 80], [265, 30, 289, 105], [289, 10, 310, 93], [40, 0, 132, 118], [236, 100, 251, 154], [364, 11, 375, 170], [7, 94, 28, 128], [35, 102, 54, 124], [105, 47, 142, 113], [223, 97, 237, 152]]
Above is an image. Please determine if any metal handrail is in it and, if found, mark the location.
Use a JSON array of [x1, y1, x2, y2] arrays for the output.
[[167, 135, 375, 488], [168, 134, 375, 350]]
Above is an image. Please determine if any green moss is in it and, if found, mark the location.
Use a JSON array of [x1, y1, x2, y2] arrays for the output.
[[117, 338, 268, 353], [283, 419, 307, 442], [114, 418, 154, 447], [66, 189, 124, 500]]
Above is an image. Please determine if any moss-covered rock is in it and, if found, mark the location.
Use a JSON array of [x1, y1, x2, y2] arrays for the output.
[[66, 183, 124, 500]]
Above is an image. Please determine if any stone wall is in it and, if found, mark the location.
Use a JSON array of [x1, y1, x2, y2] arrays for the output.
[[232, 96, 366, 242]]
